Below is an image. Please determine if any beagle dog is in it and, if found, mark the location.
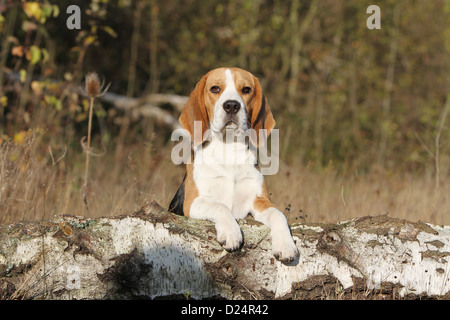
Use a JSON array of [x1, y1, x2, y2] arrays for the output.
[[169, 67, 298, 262]]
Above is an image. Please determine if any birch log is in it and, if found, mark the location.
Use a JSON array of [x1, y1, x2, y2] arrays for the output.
[[1, 201, 450, 300]]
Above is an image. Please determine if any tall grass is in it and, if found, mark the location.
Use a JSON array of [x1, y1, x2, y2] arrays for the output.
[[1, 128, 449, 226], [268, 161, 450, 226], [0, 129, 183, 224]]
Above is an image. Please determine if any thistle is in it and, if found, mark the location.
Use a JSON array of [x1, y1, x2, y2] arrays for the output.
[[85, 72, 101, 97], [82, 73, 110, 207]]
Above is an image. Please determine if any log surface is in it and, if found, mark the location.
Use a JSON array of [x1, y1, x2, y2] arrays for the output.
[[1, 201, 450, 300]]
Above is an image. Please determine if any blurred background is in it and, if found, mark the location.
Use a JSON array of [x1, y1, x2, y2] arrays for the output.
[[1, 0, 450, 225]]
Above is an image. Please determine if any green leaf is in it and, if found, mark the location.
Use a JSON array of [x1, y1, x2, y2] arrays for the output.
[[41, 48, 49, 64], [41, 4, 53, 19], [0, 96, 7, 107], [100, 26, 118, 38], [19, 69, 27, 83], [30, 45, 41, 65], [52, 5, 60, 18], [0, 14, 5, 32], [83, 35, 96, 46], [22, 2, 41, 20]]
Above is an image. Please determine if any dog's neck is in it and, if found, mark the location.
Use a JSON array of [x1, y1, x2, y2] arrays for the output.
[[193, 129, 257, 167]]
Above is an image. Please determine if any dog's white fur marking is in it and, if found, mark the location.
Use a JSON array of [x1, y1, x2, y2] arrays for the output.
[[191, 129, 262, 251], [210, 69, 248, 133], [253, 207, 299, 260]]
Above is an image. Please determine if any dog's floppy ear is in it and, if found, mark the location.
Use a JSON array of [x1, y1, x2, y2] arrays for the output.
[[248, 75, 275, 147], [179, 74, 210, 146]]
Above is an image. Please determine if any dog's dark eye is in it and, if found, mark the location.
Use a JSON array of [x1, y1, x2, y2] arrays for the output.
[[210, 86, 220, 93], [242, 86, 252, 94]]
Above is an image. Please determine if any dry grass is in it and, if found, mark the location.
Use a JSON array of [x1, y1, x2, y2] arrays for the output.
[[268, 161, 450, 226], [1, 129, 450, 226], [0, 129, 183, 224]]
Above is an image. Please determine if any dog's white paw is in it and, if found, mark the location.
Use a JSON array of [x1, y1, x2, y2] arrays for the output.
[[272, 233, 298, 263], [216, 219, 243, 252]]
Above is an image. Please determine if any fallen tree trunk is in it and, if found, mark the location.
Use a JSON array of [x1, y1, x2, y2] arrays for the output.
[[98, 92, 185, 129], [3, 71, 185, 130], [1, 201, 450, 300]]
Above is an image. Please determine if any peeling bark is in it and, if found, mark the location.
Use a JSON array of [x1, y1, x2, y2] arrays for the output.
[[1, 201, 450, 300]]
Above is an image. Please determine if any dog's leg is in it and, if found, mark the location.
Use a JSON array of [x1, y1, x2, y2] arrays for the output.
[[190, 197, 243, 251], [252, 198, 298, 262], [168, 174, 186, 215]]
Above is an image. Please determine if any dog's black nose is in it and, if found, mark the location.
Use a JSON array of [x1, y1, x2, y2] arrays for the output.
[[223, 100, 241, 115]]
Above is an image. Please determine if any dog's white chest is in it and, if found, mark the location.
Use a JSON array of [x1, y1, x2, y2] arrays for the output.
[[193, 136, 263, 219]]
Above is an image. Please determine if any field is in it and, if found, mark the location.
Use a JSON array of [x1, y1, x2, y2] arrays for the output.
[[2, 128, 450, 227], [1, 1, 450, 227]]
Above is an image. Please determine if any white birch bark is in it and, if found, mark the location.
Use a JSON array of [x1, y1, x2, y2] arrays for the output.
[[1, 201, 450, 300]]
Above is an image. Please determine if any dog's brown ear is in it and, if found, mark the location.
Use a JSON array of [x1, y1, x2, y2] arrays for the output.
[[248, 75, 275, 147], [179, 75, 210, 146]]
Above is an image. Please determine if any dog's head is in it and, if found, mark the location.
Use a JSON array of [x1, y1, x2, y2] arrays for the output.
[[179, 67, 275, 147]]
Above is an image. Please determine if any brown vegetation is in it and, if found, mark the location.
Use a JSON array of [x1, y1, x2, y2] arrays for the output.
[[1, 1, 450, 225]]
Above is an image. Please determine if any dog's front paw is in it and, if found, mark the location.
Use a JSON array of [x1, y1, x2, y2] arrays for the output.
[[272, 234, 298, 263], [216, 219, 243, 252]]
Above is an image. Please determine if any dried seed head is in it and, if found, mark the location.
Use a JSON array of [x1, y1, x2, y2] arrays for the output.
[[82, 72, 110, 98], [85, 72, 101, 97]]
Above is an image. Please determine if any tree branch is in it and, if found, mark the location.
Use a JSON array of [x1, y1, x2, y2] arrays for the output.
[[3, 71, 186, 130]]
